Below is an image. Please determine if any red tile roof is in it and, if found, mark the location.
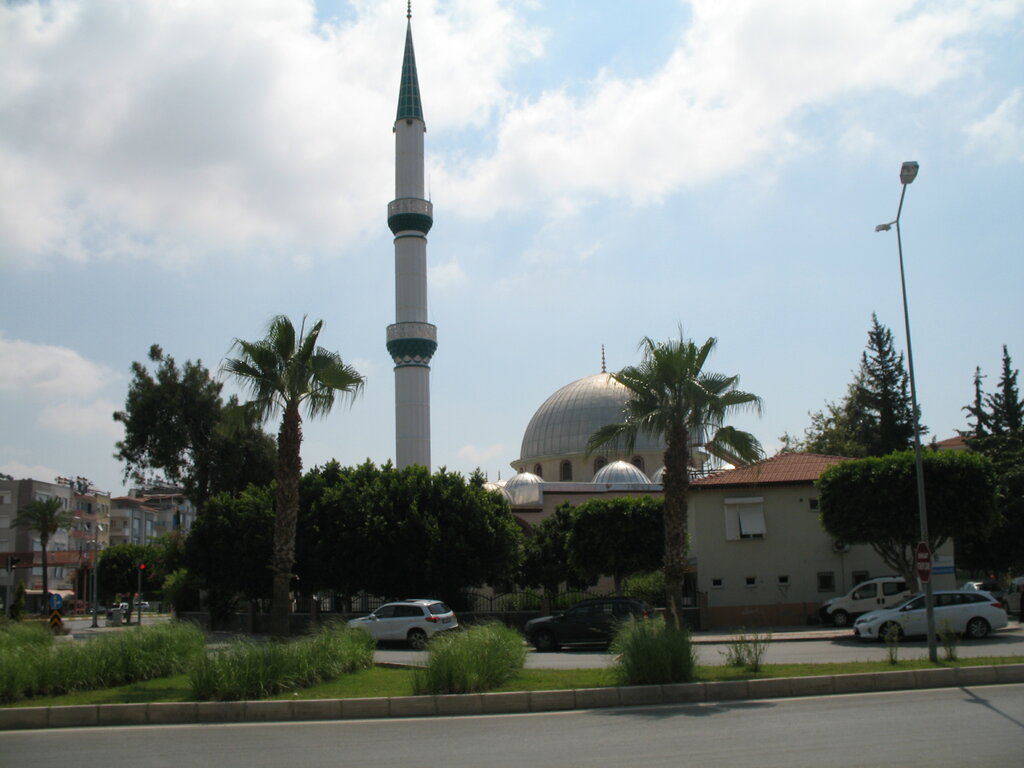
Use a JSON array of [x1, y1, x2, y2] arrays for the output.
[[691, 452, 848, 489], [934, 435, 968, 450]]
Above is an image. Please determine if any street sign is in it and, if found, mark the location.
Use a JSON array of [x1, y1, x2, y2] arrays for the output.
[[916, 541, 933, 584], [48, 592, 63, 611], [48, 610, 62, 631]]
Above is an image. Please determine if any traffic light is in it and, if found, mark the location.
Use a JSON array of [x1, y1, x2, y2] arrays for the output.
[[138, 563, 146, 571], [5, 556, 20, 573]]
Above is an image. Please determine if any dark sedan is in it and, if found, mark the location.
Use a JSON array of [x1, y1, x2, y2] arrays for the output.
[[524, 597, 651, 651]]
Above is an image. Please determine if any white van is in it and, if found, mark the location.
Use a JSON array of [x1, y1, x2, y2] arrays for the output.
[[819, 576, 912, 627]]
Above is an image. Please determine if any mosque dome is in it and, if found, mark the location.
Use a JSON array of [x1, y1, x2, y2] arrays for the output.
[[482, 481, 513, 504], [651, 466, 666, 484], [504, 471, 543, 506], [592, 460, 652, 485], [519, 373, 666, 461]]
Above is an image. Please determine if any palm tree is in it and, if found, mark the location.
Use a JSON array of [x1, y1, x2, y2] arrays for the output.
[[11, 497, 74, 614], [222, 315, 365, 637], [587, 331, 763, 629]]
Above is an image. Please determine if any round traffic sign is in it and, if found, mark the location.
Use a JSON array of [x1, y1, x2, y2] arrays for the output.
[[915, 541, 933, 584]]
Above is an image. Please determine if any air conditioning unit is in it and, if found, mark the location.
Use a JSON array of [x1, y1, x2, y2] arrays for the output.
[[832, 539, 850, 553]]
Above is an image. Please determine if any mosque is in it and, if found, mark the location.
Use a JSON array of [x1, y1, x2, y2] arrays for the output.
[[385, 9, 953, 626]]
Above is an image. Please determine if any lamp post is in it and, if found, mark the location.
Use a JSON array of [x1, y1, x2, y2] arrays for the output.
[[875, 160, 937, 662]]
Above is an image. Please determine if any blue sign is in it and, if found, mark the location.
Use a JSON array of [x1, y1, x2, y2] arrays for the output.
[[48, 593, 63, 611]]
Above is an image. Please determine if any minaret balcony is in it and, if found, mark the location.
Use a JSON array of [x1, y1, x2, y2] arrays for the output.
[[387, 322, 437, 367], [388, 197, 433, 234]]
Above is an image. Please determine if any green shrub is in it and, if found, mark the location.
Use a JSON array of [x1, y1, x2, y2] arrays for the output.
[[0, 621, 206, 704], [719, 629, 772, 672], [610, 616, 696, 685], [411, 622, 527, 695], [622, 570, 665, 607], [188, 621, 375, 701], [939, 619, 960, 662]]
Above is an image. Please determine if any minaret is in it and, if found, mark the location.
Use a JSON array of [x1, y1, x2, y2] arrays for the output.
[[386, 3, 435, 469]]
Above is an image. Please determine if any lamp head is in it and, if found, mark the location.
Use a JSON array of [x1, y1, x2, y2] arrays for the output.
[[900, 161, 919, 185], [875, 222, 894, 232]]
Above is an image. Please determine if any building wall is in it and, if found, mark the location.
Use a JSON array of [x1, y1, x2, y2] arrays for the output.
[[690, 483, 956, 626]]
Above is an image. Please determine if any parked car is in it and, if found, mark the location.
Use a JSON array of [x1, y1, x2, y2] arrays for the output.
[[1009, 577, 1024, 617], [347, 599, 458, 648], [853, 590, 1008, 642], [961, 579, 1008, 605], [818, 576, 911, 627], [524, 597, 652, 651]]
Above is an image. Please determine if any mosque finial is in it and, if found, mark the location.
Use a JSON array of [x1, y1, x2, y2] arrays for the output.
[[601, 345, 606, 374], [407, 1, 412, 21]]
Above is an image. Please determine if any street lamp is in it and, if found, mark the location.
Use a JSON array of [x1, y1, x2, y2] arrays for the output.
[[876, 160, 937, 662]]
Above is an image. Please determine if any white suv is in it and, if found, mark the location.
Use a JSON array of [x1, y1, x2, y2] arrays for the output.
[[347, 599, 458, 648], [819, 576, 911, 627]]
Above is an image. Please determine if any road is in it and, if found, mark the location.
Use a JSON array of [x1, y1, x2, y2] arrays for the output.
[[3, 685, 1023, 766], [373, 626, 1024, 668]]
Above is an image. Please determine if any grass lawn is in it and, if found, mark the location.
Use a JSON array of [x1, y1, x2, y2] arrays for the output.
[[5, 656, 1023, 709]]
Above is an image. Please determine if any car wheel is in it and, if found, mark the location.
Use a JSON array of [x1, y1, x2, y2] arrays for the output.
[[965, 617, 990, 640], [878, 622, 903, 642], [407, 628, 428, 649], [533, 630, 559, 652], [831, 610, 850, 628]]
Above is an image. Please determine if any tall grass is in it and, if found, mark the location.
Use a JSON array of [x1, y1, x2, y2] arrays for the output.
[[188, 621, 375, 701], [411, 622, 527, 695], [610, 616, 696, 686], [0, 621, 206, 704]]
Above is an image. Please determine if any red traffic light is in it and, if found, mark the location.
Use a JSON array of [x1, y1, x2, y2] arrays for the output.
[[139, 563, 146, 570]]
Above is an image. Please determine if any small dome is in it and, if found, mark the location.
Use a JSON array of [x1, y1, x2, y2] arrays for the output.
[[651, 466, 666, 484], [482, 482, 513, 503], [593, 460, 652, 485], [504, 471, 543, 506]]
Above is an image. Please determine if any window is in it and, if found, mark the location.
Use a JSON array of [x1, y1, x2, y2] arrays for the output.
[[852, 583, 877, 600], [745, 576, 757, 588], [818, 572, 835, 592], [560, 460, 573, 481], [852, 570, 869, 586], [374, 605, 396, 619], [711, 578, 724, 589], [533, 464, 543, 478], [631, 456, 645, 472], [882, 581, 907, 596], [778, 575, 790, 586], [593, 457, 607, 473], [809, 498, 819, 511], [724, 498, 765, 540]]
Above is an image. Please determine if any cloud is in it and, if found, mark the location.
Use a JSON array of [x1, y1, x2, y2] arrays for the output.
[[38, 400, 124, 440], [966, 89, 1024, 162], [440, 0, 1018, 215], [429, 260, 466, 289], [458, 443, 507, 465], [0, 0, 545, 269], [0, 461, 63, 484], [0, 335, 118, 399]]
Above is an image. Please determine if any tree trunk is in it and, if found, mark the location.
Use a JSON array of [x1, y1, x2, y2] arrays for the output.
[[40, 542, 49, 616], [271, 403, 303, 639], [662, 424, 691, 630]]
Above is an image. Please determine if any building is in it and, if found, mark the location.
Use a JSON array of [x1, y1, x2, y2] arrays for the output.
[[386, 5, 436, 469], [501, 371, 957, 627]]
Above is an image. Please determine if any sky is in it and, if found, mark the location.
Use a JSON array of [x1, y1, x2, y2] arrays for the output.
[[1, 0, 1022, 498]]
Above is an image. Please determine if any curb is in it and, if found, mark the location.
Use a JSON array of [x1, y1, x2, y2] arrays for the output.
[[2, 663, 1023, 731]]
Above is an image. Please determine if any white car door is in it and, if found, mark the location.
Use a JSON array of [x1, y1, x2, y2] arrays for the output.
[[898, 596, 927, 636]]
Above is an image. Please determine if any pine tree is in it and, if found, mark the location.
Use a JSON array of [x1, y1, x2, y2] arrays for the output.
[[987, 345, 1023, 434], [961, 366, 990, 438], [801, 314, 919, 457]]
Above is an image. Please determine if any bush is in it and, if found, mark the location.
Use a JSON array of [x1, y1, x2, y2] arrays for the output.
[[719, 629, 772, 672], [622, 570, 665, 607], [0, 621, 206, 704], [188, 621, 375, 701], [610, 616, 696, 686], [412, 623, 527, 695]]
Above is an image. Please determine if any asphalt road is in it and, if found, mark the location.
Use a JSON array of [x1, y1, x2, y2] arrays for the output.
[[372, 625, 1024, 668], [4, 685, 1023, 767]]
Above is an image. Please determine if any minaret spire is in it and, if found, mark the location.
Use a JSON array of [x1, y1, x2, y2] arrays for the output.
[[387, 7, 436, 469]]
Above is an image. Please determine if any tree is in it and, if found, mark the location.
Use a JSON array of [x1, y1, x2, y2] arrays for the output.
[[520, 503, 579, 602], [113, 345, 276, 509], [801, 314, 920, 457], [958, 346, 1024, 572], [296, 461, 524, 609], [185, 486, 275, 620], [819, 451, 998, 586], [11, 497, 74, 614], [97, 543, 157, 619], [587, 331, 763, 629], [568, 497, 663, 593], [222, 315, 365, 637]]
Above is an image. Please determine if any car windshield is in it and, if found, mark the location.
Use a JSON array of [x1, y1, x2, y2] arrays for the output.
[[428, 603, 451, 615]]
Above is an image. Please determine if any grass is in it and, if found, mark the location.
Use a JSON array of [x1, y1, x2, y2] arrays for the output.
[[610, 617, 697, 685], [6, 655, 1022, 709], [411, 622, 527, 694]]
